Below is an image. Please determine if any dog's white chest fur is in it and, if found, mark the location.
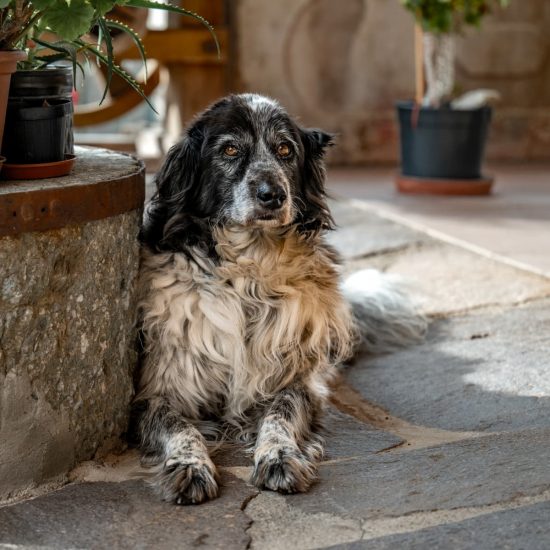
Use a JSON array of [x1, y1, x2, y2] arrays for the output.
[[138, 227, 354, 421]]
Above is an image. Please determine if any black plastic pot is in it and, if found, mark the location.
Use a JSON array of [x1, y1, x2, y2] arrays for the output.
[[6, 66, 74, 157], [3, 99, 71, 164], [397, 101, 492, 179]]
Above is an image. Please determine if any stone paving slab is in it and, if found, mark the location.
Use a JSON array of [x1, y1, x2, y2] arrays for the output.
[[327, 201, 427, 260], [324, 408, 404, 459], [259, 428, 550, 522], [344, 298, 550, 433], [327, 500, 550, 549], [0, 409, 402, 549], [246, 429, 550, 548], [346, 242, 550, 316], [0, 474, 256, 550]]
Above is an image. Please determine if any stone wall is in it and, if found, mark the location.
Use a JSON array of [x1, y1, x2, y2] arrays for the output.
[[0, 149, 143, 500], [234, 0, 550, 163]]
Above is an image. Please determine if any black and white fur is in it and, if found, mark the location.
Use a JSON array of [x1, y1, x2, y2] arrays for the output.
[[135, 94, 425, 504]]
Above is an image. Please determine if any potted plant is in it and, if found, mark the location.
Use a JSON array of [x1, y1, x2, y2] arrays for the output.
[[396, 0, 509, 195], [0, 2, 29, 172], [5, 63, 75, 167], [0, 0, 217, 177]]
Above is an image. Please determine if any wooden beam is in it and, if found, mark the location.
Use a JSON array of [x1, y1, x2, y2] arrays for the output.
[[121, 28, 227, 65]]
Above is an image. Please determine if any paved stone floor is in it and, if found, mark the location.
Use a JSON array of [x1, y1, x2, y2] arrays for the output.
[[1, 197, 549, 549], [327, 163, 550, 276]]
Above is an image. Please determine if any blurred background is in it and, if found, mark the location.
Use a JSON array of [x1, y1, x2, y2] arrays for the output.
[[75, 0, 550, 165], [74, 0, 550, 274]]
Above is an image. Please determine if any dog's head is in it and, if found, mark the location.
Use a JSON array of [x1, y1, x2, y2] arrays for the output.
[[144, 94, 334, 252]]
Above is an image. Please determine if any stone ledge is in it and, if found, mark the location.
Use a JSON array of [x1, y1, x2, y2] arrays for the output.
[[0, 147, 145, 236], [0, 148, 144, 501]]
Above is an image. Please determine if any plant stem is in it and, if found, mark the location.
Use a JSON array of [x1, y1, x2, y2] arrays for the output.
[[414, 23, 424, 104], [423, 32, 455, 107]]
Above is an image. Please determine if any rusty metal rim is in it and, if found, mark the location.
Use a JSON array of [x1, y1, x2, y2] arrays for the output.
[[0, 157, 145, 237]]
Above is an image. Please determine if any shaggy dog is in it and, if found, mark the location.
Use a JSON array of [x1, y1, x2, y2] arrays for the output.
[[135, 93, 424, 504]]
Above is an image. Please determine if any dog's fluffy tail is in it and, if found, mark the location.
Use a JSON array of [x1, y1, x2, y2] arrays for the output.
[[341, 269, 428, 356]]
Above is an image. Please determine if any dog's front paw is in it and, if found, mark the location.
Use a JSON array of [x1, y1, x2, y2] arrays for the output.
[[251, 445, 317, 494], [155, 456, 219, 505]]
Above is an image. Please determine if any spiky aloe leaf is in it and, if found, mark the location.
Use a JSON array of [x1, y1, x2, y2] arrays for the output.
[[75, 39, 157, 111], [32, 37, 83, 86], [34, 52, 71, 64], [97, 17, 114, 103], [33, 37, 79, 57], [122, 0, 220, 56], [104, 18, 148, 82], [33, 53, 86, 80]]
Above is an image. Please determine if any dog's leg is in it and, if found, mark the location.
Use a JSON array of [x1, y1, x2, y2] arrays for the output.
[[138, 397, 219, 504], [251, 383, 323, 493]]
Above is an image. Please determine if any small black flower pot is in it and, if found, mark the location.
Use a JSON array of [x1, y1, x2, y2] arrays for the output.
[[3, 99, 72, 164], [6, 66, 74, 157], [397, 101, 492, 183]]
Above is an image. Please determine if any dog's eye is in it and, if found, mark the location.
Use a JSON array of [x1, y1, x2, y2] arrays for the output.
[[224, 145, 239, 157], [277, 143, 292, 158]]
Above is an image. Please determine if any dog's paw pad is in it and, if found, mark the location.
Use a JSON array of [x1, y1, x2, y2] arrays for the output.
[[155, 458, 219, 505], [251, 446, 317, 494]]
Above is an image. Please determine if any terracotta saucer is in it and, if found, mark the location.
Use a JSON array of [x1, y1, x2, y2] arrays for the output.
[[1, 154, 76, 180], [396, 174, 494, 196]]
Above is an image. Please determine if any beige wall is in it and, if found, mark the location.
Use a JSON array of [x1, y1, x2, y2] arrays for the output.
[[235, 0, 550, 164]]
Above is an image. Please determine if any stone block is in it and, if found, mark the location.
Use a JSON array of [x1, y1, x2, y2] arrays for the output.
[[281, 428, 550, 520], [345, 299, 550, 433], [0, 149, 144, 500], [0, 474, 256, 549], [327, 200, 427, 260], [328, 501, 550, 549], [350, 242, 550, 316]]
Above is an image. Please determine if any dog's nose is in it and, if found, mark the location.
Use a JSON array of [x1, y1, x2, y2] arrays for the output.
[[256, 182, 287, 210]]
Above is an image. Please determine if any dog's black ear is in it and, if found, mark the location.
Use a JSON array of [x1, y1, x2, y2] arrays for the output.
[[141, 126, 205, 251], [296, 127, 335, 234], [155, 126, 202, 201], [303, 129, 335, 154]]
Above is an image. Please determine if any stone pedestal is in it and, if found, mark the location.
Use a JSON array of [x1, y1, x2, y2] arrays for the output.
[[0, 147, 144, 500]]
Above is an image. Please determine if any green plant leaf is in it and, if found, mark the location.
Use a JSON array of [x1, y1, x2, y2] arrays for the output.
[[32, 37, 83, 86], [30, 0, 57, 9], [97, 17, 114, 104], [33, 36, 78, 55], [91, 0, 117, 16], [401, 0, 510, 33], [123, 0, 220, 56], [76, 39, 157, 111], [105, 18, 148, 81], [41, 0, 96, 41], [0, 0, 12, 8]]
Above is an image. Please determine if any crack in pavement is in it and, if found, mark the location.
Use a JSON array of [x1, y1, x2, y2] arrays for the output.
[[330, 374, 490, 452], [241, 489, 261, 550], [357, 487, 550, 542], [342, 242, 418, 262], [243, 485, 550, 549], [424, 293, 550, 320]]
